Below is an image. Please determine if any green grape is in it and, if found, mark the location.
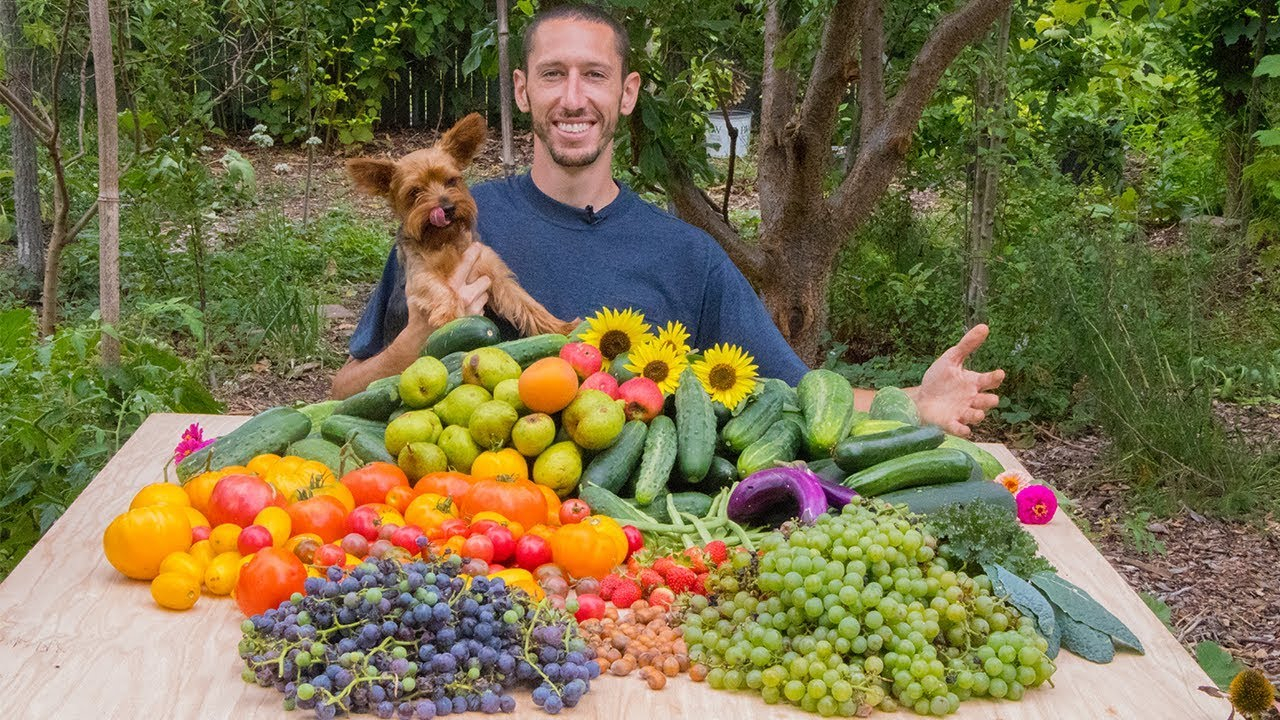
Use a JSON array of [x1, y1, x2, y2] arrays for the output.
[[988, 678, 1009, 698], [724, 669, 744, 690], [761, 685, 782, 704], [784, 679, 807, 702], [997, 644, 1017, 664], [707, 667, 726, 689], [807, 678, 828, 700], [817, 695, 838, 717]]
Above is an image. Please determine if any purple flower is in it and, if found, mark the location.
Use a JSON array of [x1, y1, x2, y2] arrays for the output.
[[1015, 484, 1058, 525], [173, 423, 215, 464]]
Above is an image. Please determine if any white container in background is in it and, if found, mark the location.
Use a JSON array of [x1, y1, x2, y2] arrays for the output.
[[705, 110, 753, 158]]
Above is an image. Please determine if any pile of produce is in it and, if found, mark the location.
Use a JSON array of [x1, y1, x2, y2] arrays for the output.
[[98, 308, 1148, 717]]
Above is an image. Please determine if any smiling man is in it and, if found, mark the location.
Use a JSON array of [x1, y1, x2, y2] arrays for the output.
[[333, 4, 1003, 438]]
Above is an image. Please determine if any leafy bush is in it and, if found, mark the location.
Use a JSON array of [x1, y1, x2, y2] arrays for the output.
[[0, 308, 221, 582]]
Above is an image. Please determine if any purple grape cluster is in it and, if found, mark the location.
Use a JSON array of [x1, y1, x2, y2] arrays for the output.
[[237, 555, 600, 718]]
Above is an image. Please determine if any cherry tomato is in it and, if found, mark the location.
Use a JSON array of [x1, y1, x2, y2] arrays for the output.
[[440, 518, 469, 539], [558, 498, 591, 525], [340, 463, 410, 508], [236, 525, 274, 556], [235, 547, 306, 617], [574, 592, 606, 622], [461, 534, 494, 563], [346, 504, 405, 541], [191, 525, 211, 543], [622, 524, 644, 557], [484, 526, 516, 565], [516, 536, 555, 572], [468, 519, 501, 537], [312, 544, 346, 567], [340, 533, 370, 558], [390, 525, 425, 556]]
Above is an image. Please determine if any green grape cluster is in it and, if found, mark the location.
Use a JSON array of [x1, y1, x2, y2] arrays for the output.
[[681, 501, 1056, 717]]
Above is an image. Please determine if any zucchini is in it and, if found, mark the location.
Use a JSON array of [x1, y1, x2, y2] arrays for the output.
[[177, 406, 311, 481], [286, 437, 345, 475], [874, 479, 1016, 515], [580, 420, 648, 493], [579, 482, 656, 525], [869, 386, 920, 425], [720, 382, 785, 452], [940, 435, 1006, 480], [320, 414, 387, 446], [832, 425, 946, 473], [842, 448, 975, 496], [670, 491, 714, 518], [674, 367, 716, 482], [796, 369, 856, 457], [336, 379, 401, 421], [495, 334, 569, 367], [422, 315, 501, 358], [633, 415, 678, 505], [736, 417, 804, 478]]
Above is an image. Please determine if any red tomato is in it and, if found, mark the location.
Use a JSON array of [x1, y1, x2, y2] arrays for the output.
[[514, 534, 553, 571], [313, 544, 346, 567], [461, 534, 494, 563], [558, 498, 591, 525], [390, 525, 425, 556], [485, 526, 516, 564], [235, 547, 306, 617], [237, 525, 274, 555], [346, 504, 404, 541], [574, 593, 606, 622], [622, 525, 644, 558], [207, 475, 280, 527], [286, 495, 347, 543], [468, 519, 500, 537], [340, 463, 410, 508], [340, 533, 369, 558], [413, 471, 476, 502], [191, 525, 211, 543], [440, 518, 469, 538]]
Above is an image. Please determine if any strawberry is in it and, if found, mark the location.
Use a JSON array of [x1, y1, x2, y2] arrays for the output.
[[625, 556, 643, 577], [665, 565, 696, 594], [683, 547, 708, 573], [638, 568, 664, 594], [652, 556, 677, 579], [610, 579, 641, 609], [704, 540, 728, 566], [598, 573, 626, 601], [693, 572, 710, 595], [648, 587, 676, 609]]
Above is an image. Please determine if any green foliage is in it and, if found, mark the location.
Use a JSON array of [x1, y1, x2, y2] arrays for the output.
[[1031, 571, 1144, 653], [926, 502, 1055, 579], [1195, 641, 1246, 691], [0, 308, 220, 582], [1122, 511, 1168, 556]]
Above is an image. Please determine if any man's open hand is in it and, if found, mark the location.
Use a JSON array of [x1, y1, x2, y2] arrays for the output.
[[912, 324, 1005, 437]]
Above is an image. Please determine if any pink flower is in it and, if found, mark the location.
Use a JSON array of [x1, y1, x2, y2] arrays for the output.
[[173, 423, 215, 464], [1015, 484, 1058, 525]]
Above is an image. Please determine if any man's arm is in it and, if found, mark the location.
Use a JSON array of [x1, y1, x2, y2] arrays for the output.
[[330, 318, 434, 399]]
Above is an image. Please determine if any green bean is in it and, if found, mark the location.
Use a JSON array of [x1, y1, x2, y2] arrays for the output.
[[666, 495, 687, 530], [682, 512, 714, 544], [725, 519, 755, 551]]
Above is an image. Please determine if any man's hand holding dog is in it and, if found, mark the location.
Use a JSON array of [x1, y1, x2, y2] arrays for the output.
[[405, 244, 491, 336]]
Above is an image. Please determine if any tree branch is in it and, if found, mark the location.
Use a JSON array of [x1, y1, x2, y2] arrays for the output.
[[668, 170, 767, 285], [858, 0, 885, 144], [758, 0, 799, 197], [798, 0, 864, 147], [0, 82, 54, 140], [74, 45, 90, 160], [48, 1, 75, 127]]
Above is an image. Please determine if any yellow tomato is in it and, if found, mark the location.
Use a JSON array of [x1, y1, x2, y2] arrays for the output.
[[102, 505, 192, 580], [265, 457, 336, 503], [592, 515, 630, 560], [312, 482, 355, 513], [151, 572, 200, 610], [210, 523, 243, 555], [471, 448, 529, 479], [488, 568, 545, 600], [253, 506, 292, 547], [158, 551, 205, 582], [247, 453, 282, 477], [189, 539, 216, 568], [203, 551, 243, 595], [525, 524, 555, 541], [404, 494, 458, 532], [130, 482, 191, 510], [181, 506, 210, 531]]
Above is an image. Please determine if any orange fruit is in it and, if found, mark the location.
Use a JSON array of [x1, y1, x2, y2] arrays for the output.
[[518, 357, 580, 414]]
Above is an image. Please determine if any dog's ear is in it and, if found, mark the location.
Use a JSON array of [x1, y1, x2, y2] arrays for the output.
[[439, 113, 488, 167], [346, 158, 397, 196]]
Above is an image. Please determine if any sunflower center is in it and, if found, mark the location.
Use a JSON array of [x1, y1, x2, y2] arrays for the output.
[[708, 364, 737, 391], [643, 361, 670, 383], [599, 330, 631, 359]]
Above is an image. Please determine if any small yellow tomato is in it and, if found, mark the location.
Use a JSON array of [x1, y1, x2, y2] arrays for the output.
[[210, 523, 242, 555], [181, 506, 210, 531], [488, 568, 545, 600], [158, 551, 205, 582], [151, 572, 200, 610], [253, 506, 292, 547], [471, 448, 529, 479], [130, 482, 191, 510], [189, 539, 216, 568], [203, 551, 243, 595]]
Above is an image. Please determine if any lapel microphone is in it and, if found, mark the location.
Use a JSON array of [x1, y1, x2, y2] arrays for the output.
[[585, 205, 598, 224]]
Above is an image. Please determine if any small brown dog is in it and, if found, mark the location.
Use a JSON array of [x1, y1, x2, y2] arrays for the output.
[[346, 113, 576, 336]]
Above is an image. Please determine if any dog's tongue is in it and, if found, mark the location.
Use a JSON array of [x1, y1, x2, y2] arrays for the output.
[[429, 206, 450, 227]]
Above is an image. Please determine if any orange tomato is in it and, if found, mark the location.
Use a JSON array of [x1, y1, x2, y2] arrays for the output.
[[471, 448, 529, 479], [286, 495, 348, 543], [548, 515, 627, 580], [341, 463, 410, 507], [404, 494, 458, 532], [247, 453, 282, 476], [235, 547, 306, 617], [535, 484, 562, 526], [413, 471, 476, 501], [455, 475, 547, 529], [525, 524, 555, 541], [312, 482, 355, 513], [385, 485, 419, 513]]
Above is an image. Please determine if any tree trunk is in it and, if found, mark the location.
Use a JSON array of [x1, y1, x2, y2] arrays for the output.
[[760, 217, 842, 363], [1224, 130, 1245, 221], [2, 0, 43, 303], [1239, 0, 1272, 229], [497, 0, 514, 177], [89, 0, 121, 365], [39, 151, 71, 338], [964, 5, 1011, 328]]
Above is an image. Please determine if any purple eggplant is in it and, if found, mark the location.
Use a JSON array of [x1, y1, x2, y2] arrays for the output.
[[728, 466, 829, 526], [816, 476, 859, 508]]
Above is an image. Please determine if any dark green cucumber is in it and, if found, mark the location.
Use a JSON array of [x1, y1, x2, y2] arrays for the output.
[[832, 425, 946, 473], [320, 414, 387, 446], [496, 334, 569, 367], [286, 437, 344, 474], [736, 417, 804, 478], [670, 491, 714, 518], [797, 369, 857, 457], [629, 486, 671, 523], [177, 406, 311, 481], [720, 382, 785, 452], [336, 377, 401, 421], [875, 480, 1016, 515], [842, 448, 975, 496], [579, 482, 657, 525], [806, 457, 848, 485], [675, 367, 716, 482], [422, 315, 501, 358], [344, 430, 395, 465], [633, 415, 678, 505], [701, 455, 739, 491], [580, 420, 649, 493]]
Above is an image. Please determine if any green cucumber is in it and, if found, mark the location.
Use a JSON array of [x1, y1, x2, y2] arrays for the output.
[[580, 420, 649, 493], [736, 417, 804, 478], [796, 369, 856, 457], [496, 334, 569, 367], [422, 315, 501, 358], [633, 415, 678, 505], [629, 487, 670, 523], [720, 382, 785, 453], [806, 457, 848, 485], [286, 437, 345, 475], [297, 400, 341, 433], [670, 491, 714, 518], [842, 448, 975, 496], [869, 386, 920, 425], [675, 367, 716, 482], [177, 406, 311, 481], [940, 435, 1006, 480], [320, 414, 387, 446], [579, 482, 656, 525], [344, 430, 395, 466], [336, 379, 401, 421], [832, 425, 946, 473], [702, 455, 739, 491], [875, 480, 1016, 515], [851, 418, 910, 436]]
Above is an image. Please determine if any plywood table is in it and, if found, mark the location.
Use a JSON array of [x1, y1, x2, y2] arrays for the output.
[[0, 413, 1231, 719]]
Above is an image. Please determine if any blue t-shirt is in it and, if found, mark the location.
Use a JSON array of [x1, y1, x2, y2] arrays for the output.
[[348, 173, 810, 384]]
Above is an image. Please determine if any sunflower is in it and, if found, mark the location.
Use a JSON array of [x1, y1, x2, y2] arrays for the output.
[[691, 343, 758, 410], [625, 340, 689, 395], [653, 320, 692, 355], [579, 307, 652, 368]]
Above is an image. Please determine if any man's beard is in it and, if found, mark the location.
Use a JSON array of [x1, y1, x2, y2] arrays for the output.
[[531, 110, 616, 168]]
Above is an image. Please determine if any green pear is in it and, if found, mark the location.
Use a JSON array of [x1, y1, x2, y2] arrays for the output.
[[399, 356, 449, 408], [561, 390, 625, 450], [461, 347, 522, 391], [384, 409, 443, 456], [397, 442, 448, 481], [469, 400, 519, 450], [437, 424, 482, 473], [532, 441, 583, 498], [433, 384, 492, 427], [511, 413, 557, 457], [493, 378, 527, 414]]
